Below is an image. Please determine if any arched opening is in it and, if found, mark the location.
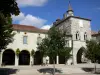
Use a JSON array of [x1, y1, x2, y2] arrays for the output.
[[2, 49, 15, 65], [34, 51, 42, 65], [19, 50, 30, 65], [77, 47, 86, 63], [59, 56, 65, 64]]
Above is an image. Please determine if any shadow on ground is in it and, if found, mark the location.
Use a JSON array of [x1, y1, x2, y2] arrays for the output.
[[0, 68, 18, 75], [37, 68, 62, 75], [82, 68, 100, 74]]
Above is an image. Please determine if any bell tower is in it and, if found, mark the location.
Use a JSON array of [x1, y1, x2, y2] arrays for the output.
[[67, 1, 74, 17]]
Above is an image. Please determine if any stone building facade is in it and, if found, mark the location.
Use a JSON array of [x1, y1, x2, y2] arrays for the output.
[[0, 24, 48, 66], [53, 2, 92, 65], [0, 2, 98, 66]]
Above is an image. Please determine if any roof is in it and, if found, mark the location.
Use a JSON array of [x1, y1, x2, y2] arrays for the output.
[[13, 24, 48, 34], [91, 31, 98, 35], [54, 16, 91, 26], [91, 31, 100, 36], [67, 1, 73, 12]]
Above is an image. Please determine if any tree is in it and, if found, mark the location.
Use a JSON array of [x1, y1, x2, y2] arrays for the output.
[[98, 41, 100, 63], [0, 0, 20, 51], [0, 0, 20, 17], [85, 40, 100, 63], [59, 47, 72, 64], [38, 26, 72, 75], [0, 13, 15, 51], [85, 40, 100, 73], [0, 0, 20, 66], [37, 38, 49, 57]]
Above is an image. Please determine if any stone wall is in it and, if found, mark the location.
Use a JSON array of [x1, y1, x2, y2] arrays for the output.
[[70, 17, 91, 41]]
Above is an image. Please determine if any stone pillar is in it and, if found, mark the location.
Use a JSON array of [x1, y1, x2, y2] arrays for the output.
[[56, 56, 59, 64], [73, 54, 77, 65], [46, 56, 49, 65], [43, 57, 46, 64], [32, 57, 34, 65], [15, 55, 18, 66], [0, 51, 3, 66], [30, 56, 33, 66]]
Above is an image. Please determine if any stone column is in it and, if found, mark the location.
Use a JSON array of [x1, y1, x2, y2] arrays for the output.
[[56, 56, 59, 64], [46, 56, 49, 65], [32, 57, 34, 65], [0, 51, 3, 66], [30, 56, 33, 66], [73, 54, 77, 65], [15, 55, 18, 66]]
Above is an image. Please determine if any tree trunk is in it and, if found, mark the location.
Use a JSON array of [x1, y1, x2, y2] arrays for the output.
[[94, 61, 96, 73], [94, 63, 96, 73], [53, 60, 55, 75], [65, 57, 67, 65]]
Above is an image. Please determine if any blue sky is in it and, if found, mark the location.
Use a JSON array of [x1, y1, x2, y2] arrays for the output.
[[12, 0, 100, 31]]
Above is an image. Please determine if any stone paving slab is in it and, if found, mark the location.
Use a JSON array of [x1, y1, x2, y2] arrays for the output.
[[0, 64, 100, 75]]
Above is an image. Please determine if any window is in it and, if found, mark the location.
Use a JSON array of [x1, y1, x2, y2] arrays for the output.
[[84, 32, 87, 40], [76, 31, 80, 40], [23, 36, 28, 44]]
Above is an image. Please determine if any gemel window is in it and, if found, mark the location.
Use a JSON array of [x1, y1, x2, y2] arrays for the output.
[[84, 32, 87, 40], [76, 31, 80, 40]]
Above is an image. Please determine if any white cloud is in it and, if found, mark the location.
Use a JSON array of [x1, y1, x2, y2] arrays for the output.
[[12, 12, 25, 22], [19, 14, 47, 27], [17, 0, 48, 7], [12, 12, 47, 28], [41, 25, 51, 30]]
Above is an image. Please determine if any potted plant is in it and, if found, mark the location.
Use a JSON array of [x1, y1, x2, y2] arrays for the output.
[[16, 48, 20, 57], [31, 49, 35, 57], [31, 49, 35, 66]]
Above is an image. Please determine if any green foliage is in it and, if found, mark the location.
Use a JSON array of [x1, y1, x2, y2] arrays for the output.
[[31, 49, 35, 56], [38, 26, 72, 61], [16, 48, 20, 56], [38, 38, 49, 57], [59, 47, 72, 59], [85, 40, 100, 63], [0, 0, 20, 51], [0, 13, 15, 50], [0, 0, 20, 17]]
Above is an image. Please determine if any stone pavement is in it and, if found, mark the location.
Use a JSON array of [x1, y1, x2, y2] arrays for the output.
[[0, 64, 100, 75]]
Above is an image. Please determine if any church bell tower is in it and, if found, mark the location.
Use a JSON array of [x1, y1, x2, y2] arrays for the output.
[[67, 1, 74, 17]]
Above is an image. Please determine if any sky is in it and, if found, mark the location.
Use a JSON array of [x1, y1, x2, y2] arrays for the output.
[[12, 0, 100, 31]]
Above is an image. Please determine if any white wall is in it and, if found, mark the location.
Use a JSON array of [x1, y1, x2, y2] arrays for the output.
[[7, 30, 46, 52]]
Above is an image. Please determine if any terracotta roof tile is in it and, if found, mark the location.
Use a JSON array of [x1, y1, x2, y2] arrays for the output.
[[12, 24, 48, 33], [91, 31, 98, 36]]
